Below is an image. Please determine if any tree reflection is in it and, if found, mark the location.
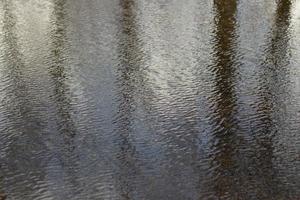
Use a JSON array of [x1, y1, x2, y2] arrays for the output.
[[253, 0, 293, 198], [49, 0, 75, 144], [115, 0, 142, 198], [208, 0, 241, 199], [47, 0, 80, 197]]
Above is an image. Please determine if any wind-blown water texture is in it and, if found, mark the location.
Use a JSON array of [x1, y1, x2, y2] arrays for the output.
[[0, 0, 299, 199]]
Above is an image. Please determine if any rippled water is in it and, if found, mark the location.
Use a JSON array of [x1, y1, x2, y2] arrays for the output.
[[0, 0, 300, 199]]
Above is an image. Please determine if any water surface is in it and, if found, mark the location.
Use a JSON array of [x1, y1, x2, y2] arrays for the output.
[[0, 0, 300, 199]]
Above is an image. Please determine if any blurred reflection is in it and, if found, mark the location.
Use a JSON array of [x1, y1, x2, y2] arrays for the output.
[[209, 0, 241, 199], [115, 0, 142, 198], [46, 0, 80, 197], [0, 0, 299, 199], [252, 0, 293, 198], [49, 0, 75, 142]]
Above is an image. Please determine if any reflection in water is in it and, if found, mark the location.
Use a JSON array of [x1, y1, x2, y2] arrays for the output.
[[252, 0, 295, 198], [0, 0, 300, 199], [208, 0, 240, 199], [115, 0, 141, 198], [46, 1, 81, 198], [48, 0, 76, 150], [244, 1, 292, 198]]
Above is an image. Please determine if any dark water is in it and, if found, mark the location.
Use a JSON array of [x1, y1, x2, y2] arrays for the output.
[[0, 0, 300, 199]]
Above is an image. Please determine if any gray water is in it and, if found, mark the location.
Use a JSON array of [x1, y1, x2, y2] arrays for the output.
[[0, 0, 300, 199]]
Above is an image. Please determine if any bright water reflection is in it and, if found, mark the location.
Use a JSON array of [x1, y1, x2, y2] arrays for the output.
[[0, 0, 299, 199]]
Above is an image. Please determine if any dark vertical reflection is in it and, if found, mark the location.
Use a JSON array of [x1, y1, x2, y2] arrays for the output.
[[0, 0, 299, 199], [0, 1, 47, 198], [258, 0, 292, 108], [1, 0, 26, 94], [209, 0, 240, 199], [252, 0, 293, 198], [49, 0, 75, 143], [47, 0, 80, 197], [114, 0, 142, 199]]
